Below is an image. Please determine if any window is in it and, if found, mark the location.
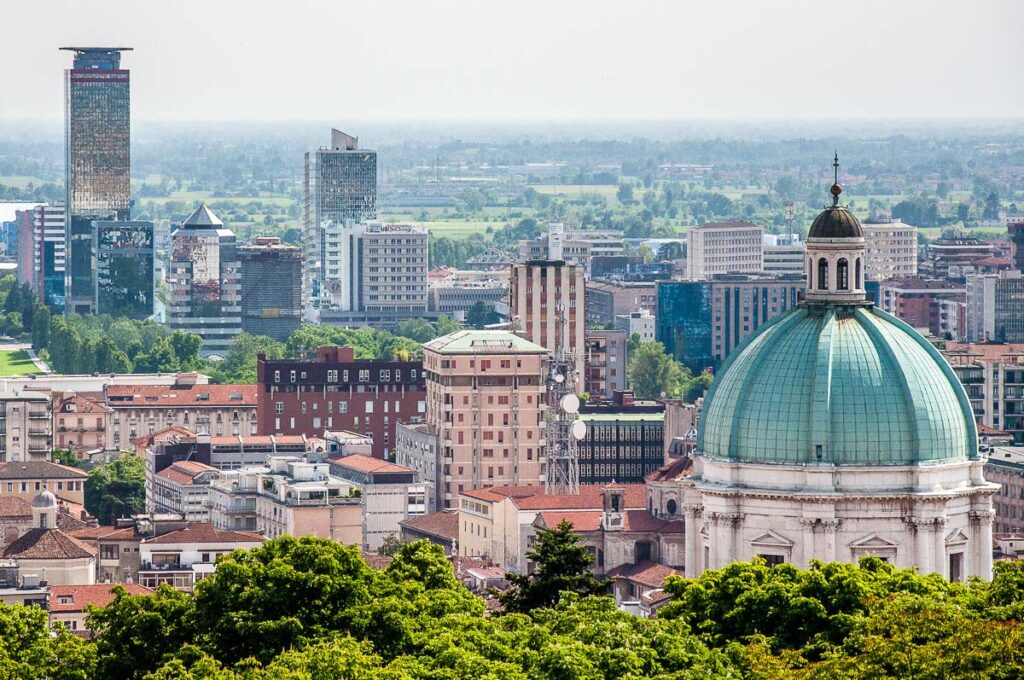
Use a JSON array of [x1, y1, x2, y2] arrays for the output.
[[817, 258, 829, 290], [837, 258, 849, 290], [365, 402, 374, 414], [327, 370, 338, 383], [274, 370, 280, 383], [359, 370, 370, 382], [759, 554, 785, 567], [949, 552, 964, 582], [665, 499, 677, 515]]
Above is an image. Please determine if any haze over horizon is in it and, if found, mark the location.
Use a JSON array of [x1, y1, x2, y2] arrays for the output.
[[2, 0, 1023, 123]]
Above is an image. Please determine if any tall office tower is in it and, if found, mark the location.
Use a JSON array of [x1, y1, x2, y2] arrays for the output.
[[303, 129, 377, 309], [167, 205, 241, 354], [686, 220, 764, 281], [92, 220, 154, 319], [510, 259, 585, 379], [35, 204, 67, 309], [360, 225, 428, 314], [61, 47, 132, 315], [1009, 222, 1024, 271], [14, 209, 36, 290], [238, 237, 302, 341]]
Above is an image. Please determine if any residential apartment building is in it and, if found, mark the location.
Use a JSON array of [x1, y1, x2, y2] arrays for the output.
[[0, 461, 87, 506], [238, 237, 302, 341], [686, 221, 763, 281], [167, 205, 241, 354], [656, 274, 804, 372], [104, 375, 258, 448], [328, 454, 428, 550], [48, 584, 152, 636], [921, 235, 1001, 281], [966, 271, 1024, 343], [585, 281, 657, 327], [862, 219, 918, 281], [614, 310, 656, 343], [256, 346, 426, 458], [52, 392, 112, 460], [148, 460, 219, 522], [877, 277, 966, 339], [985, 447, 1024, 533], [138, 523, 263, 591], [583, 330, 628, 400], [252, 458, 362, 543], [422, 330, 548, 509], [70, 523, 145, 584], [360, 224, 428, 314], [394, 422, 442, 511], [0, 392, 53, 462], [510, 259, 585, 377], [944, 343, 1024, 444]]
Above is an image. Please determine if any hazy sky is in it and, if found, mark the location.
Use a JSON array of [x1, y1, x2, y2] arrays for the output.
[[2, 0, 1023, 122]]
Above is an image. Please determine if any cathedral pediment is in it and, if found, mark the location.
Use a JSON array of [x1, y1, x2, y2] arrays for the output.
[[749, 530, 794, 549], [849, 533, 899, 550]]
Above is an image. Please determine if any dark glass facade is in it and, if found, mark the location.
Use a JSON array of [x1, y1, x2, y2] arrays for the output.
[[656, 281, 714, 372], [93, 220, 153, 319], [62, 47, 131, 315], [238, 238, 302, 341], [578, 415, 665, 484]]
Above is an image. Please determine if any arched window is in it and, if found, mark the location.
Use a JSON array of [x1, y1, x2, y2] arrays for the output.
[[818, 258, 829, 290], [837, 258, 849, 290], [855, 258, 862, 289]]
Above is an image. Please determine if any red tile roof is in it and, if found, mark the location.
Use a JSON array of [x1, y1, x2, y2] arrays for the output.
[[54, 392, 112, 415], [105, 384, 257, 407], [0, 461, 88, 480], [646, 456, 694, 483], [143, 522, 264, 545], [70, 525, 140, 541], [538, 511, 602, 531], [461, 484, 646, 511], [0, 496, 31, 518], [606, 560, 683, 588], [361, 552, 393, 569], [331, 454, 414, 475], [208, 435, 308, 447], [979, 424, 1012, 436], [48, 584, 153, 612], [944, 343, 1024, 364], [2, 528, 96, 560], [133, 426, 195, 449], [537, 509, 685, 534], [156, 461, 218, 486], [399, 512, 459, 542]]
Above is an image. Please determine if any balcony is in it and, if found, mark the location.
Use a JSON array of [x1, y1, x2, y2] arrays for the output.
[[28, 411, 49, 420]]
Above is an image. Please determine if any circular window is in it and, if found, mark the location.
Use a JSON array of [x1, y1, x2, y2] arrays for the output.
[[666, 499, 677, 515]]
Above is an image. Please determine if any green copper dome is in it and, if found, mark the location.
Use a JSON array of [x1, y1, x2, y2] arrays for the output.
[[697, 303, 978, 466]]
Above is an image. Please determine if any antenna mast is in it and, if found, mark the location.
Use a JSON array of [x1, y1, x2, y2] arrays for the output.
[[544, 303, 582, 495]]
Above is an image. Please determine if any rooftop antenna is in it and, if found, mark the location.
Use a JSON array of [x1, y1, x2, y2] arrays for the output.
[[544, 303, 582, 495]]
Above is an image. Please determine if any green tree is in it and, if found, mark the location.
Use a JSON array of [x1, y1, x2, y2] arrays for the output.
[[984, 191, 1002, 219], [85, 455, 146, 524], [465, 301, 499, 329], [626, 332, 642, 355], [616, 182, 634, 204], [395, 318, 438, 344], [216, 333, 284, 383], [627, 341, 689, 399], [51, 448, 81, 467], [168, 331, 203, 368], [499, 520, 608, 613], [377, 533, 403, 557], [434, 314, 462, 336], [0, 602, 96, 680]]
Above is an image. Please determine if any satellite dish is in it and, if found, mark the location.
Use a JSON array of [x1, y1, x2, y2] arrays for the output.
[[560, 394, 580, 414], [554, 373, 565, 383], [571, 420, 587, 440]]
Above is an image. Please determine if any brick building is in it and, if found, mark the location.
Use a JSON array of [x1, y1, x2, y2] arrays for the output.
[[256, 346, 427, 458]]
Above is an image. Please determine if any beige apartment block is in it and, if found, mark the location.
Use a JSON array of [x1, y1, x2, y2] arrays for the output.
[[862, 219, 918, 281], [686, 221, 764, 281], [510, 259, 585, 377], [423, 330, 549, 509]]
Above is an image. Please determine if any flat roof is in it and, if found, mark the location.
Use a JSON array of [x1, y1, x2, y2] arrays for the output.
[[60, 47, 133, 51]]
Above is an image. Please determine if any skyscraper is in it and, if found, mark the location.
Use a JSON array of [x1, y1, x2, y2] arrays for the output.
[[303, 129, 377, 309], [168, 205, 241, 354], [61, 47, 132, 315], [93, 220, 154, 319], [238, 237, 302, 342]]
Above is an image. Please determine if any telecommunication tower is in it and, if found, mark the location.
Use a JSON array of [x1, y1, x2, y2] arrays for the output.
[[544, 305, 585, 495]]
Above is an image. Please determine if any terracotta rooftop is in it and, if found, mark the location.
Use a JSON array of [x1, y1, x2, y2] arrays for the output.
[[330, 454, 415, 475], [48, 584, 152, 612], [70, 525, 140, 541], [945, 343, 1024, 364], [156, 461, 218, 486], [606, 560, 683, 588], [208, 435, 308, 447], [2, 528, 96, 560], [105, 384, 257, 407], [399, 512, 459, 542], [0, 461, 88, 480], [646, 456, 694, 483], [361, 552, 393, 570], [0, 496, 31, 518], [461, 484, 646, 511], [133, 425, 196, 449], [537, 509, 684, 534], [54, 392, 112, 414], [980, 424, 1012, 437], [143, 522, 264, 545]]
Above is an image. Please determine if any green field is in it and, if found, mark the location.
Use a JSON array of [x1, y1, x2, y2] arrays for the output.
[[0, 176, 50, 189], [0, 349, 42, 376]]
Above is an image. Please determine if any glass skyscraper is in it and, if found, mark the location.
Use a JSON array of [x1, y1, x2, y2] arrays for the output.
[[93, 220, 154, 319], [61, 47, 132, 315]]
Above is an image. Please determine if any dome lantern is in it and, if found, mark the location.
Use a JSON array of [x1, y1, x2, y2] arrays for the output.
[[804, 153, 867, 304]]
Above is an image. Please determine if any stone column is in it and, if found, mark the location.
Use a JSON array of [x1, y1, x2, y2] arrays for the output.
[[799, 518, 817, 567], [820, 519, 841, 563], [683, 504, 703, 578], [910, 518, 932, 574], [970, 509, 995, 579], [932, 518, 948, 578]]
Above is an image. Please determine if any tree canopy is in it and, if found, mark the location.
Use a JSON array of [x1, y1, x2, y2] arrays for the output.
[[84, 455, 145, 524]]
